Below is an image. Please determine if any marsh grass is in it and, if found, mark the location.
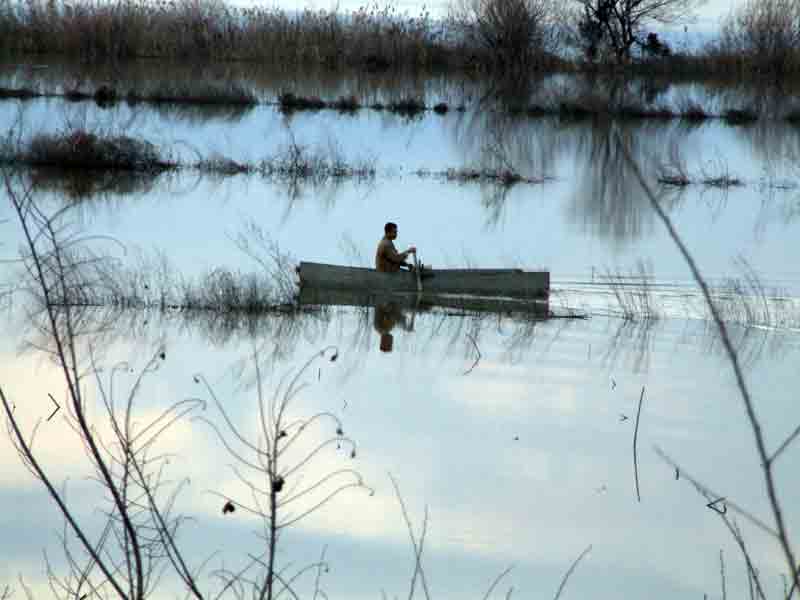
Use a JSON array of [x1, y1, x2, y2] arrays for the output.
[[80, 223, 299, 313], [2, 129, 176, 173], [0, 1, 452, 70], [602, 263, 658, 321], [0, 86, 41, 100], [723, 107, 759, 126], [278, 92, 327, 113], [442, 167, 548, 186], [657, 144, 745, 189], [676, 99, 711, 122], [129, 81, 258, 106], [709, 261, 800, 330], [277, 92, 427, 116], [387, 96, 427, 117], [256, 139, 377, 188]]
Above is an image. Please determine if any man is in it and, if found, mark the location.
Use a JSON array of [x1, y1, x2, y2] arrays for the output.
[[375, 222, 416, 273]]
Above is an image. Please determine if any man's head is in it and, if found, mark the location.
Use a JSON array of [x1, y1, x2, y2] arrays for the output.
[[384, 222, 398, 240]]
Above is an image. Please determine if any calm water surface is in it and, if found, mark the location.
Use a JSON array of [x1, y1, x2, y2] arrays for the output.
[[0, 61, 798, 599]]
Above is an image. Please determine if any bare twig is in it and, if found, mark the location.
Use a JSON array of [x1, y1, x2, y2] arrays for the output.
[[482, 566, 514, 600], [617, 135, 799, 590], [463, 333, 482, 375], [770, 423, 800, 464], [552, 545, 592, 600], [633, 386, 645, 503], [389, 475, 431, 600], [720, 549, 727, 600]]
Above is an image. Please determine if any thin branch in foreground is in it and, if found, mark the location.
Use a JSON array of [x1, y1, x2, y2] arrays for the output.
[[482, 566, 514, 600], [720, 549, 727, 600], [632, 386, 645, 503], [616, 134, 799, 591], [389, 475, 431, 600], [552, 545, 592, 600], [654, 446, 778, 538], [770, 423, 800, 464], [463, 333, 482, 375]]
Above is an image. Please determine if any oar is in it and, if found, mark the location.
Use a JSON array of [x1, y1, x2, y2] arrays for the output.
[[414, 252, 422, 293]]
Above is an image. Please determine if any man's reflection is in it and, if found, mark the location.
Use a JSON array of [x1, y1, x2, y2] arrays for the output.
[[373, 302, 409, 353]]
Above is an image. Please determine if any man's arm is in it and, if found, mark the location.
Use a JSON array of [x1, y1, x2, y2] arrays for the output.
[[381, 242, 410, 265]]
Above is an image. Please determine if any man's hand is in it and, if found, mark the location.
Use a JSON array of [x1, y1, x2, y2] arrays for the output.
[[406, 246, 417, 254]]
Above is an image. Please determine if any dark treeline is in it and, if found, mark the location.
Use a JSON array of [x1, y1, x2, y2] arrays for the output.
[[2, 0, 800, 79]]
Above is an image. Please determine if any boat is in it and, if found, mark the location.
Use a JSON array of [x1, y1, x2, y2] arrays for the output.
[[296, 262, 550, 300]]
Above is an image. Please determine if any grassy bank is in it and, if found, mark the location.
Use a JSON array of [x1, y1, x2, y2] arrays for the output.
[[3, 0, 800, 80]]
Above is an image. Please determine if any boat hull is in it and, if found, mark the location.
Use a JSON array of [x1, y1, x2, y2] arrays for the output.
[[297, 262, 549, 299]]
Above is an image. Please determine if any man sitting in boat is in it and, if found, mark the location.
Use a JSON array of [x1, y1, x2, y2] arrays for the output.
[[375, 222, 416, 272]]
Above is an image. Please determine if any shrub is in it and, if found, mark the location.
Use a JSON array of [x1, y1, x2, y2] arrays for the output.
[[448, 0, 563, 72]]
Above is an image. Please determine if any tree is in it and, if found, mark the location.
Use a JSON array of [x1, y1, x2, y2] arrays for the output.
[[574, 0, 702, 63], [449, 0, 566, 72]]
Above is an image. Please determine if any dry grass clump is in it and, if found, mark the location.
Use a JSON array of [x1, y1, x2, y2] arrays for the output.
[[617, 104, 675, 120], [657, 144, 744, 189], [195, 155, 254, 176], [443, 167, 545, 186], [387, 96, 427, 117], [258, 139, 376, 186], [0, 86, 40, 100], [7, 129, 175, 172], [785, 108, 800, 125], [81, 224, 299, 312], [676, 98, 710, 121], [130, 81, 257, 106], [278, 92, 327, 113], [723, 107, 759, 125], [331, 95, 361, 113]]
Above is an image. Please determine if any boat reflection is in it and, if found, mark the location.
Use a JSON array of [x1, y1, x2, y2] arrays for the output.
[[298, 287, 551, 353], [373, 301, 409, 353]]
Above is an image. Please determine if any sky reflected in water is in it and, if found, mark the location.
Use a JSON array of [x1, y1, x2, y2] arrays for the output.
[[0, 64, 799, 600]]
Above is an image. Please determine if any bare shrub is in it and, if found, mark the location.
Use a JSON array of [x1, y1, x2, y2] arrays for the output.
[[572, 0, 702, 64], [449, 0, 564, 71]]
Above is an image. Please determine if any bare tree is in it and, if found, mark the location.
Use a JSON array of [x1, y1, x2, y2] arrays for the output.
[[449, 0, 565, 72], [573, 0, 703, 63]]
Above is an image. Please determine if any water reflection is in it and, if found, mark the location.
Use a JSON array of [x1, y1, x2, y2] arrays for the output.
[[373, 301, 409, 353]]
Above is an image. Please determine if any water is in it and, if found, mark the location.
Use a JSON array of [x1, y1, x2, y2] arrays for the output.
[[0, 60, 798, 600]]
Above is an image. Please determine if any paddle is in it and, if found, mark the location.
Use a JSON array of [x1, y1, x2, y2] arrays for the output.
[[413, 252, 422, 293]]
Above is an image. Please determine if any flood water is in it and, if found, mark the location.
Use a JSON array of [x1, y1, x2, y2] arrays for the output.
[[1, 60, 799, 600]]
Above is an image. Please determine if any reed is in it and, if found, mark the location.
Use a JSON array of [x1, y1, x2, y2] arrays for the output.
[[602, 263, 658, 321]]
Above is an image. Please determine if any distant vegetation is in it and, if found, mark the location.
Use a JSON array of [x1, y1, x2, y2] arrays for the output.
[[1, 0, 800, 79]]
